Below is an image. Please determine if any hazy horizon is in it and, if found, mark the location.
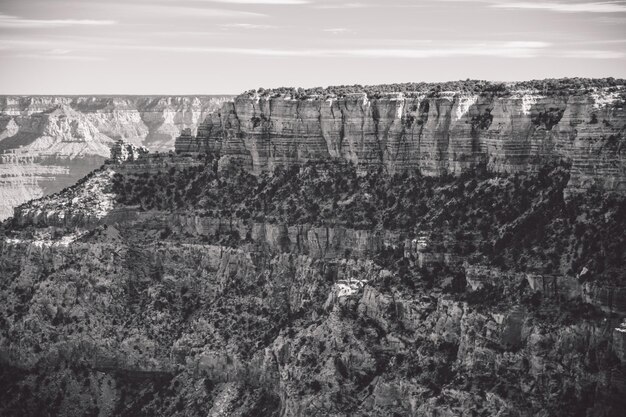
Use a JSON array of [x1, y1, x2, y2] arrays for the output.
[[1, 0, 625, 95]]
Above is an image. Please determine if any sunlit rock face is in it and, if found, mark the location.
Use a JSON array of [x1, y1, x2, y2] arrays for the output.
[[0, 95, 233, 219], [180, 88, 625, 193]]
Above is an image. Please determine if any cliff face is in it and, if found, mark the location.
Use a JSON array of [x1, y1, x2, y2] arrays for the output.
[[177, 89, 625, 193], [0, 95, 233, 219], [0, 96, 233, 151]]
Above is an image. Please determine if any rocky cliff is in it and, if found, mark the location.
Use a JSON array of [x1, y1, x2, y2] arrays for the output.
[[0, 95, 233, 220], [177, 87, 625, 194]]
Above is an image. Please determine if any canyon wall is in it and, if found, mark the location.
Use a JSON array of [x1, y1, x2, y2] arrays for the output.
[[177, 89, 625, 193], [3, 140, 625, 415], [0, 95, 232, 219]]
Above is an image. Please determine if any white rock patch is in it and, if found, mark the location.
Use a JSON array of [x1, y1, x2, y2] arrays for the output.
[[591, 88, 621, 110], [521, 94, 541, 115], [336, 278, 367, 298], [455, 95, 478, 120]]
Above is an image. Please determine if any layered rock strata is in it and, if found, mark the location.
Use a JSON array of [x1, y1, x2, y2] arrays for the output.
[[177, 89, 626, 193], [0, 95, 232, 220]]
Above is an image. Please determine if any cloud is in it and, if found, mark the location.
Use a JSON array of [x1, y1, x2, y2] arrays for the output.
[[98, 40, 550, 58], [338, 41, 551, 58], [323, 28, 351, 34], [15, 53, 105, 61], [565, 38, 626, 45], [491, 1, 626, 13], [0, 41, 104, 60], [48, 49, 72, 55], [0, 13, 116, 28], [77, 3, 268, 20], [557, 50, 625, 58], [220, 23, 278, 29], [314, 2, 369, 9], [145, 5, 267, 18], [146, 30, 229, 38], [128, 41, 622, 59], [2, 35, 620, 61], [0, 38, 559, 59], [0, 38, 95, 52]]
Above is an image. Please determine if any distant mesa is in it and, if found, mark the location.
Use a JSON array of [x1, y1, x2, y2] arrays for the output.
[[174, 78, 626, 194], [0, 95, 232, 220]]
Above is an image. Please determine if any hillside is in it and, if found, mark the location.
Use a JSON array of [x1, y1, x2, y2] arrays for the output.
[[1, 146, 625, 416]]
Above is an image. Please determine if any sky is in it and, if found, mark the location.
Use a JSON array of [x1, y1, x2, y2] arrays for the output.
[[0, 0, 624, 94]]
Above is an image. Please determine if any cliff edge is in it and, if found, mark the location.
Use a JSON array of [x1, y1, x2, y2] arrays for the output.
[[177, 82, 625, 194]]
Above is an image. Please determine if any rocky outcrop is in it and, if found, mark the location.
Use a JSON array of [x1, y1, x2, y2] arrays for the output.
[[172, 215, 401, 259], [178, 89, 626, 193], [108, 140, 149, 164]]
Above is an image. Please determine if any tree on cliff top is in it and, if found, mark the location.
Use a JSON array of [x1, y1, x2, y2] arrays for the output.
[[244, 78, 625, 100]]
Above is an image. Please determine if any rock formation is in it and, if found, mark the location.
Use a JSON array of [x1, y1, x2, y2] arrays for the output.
[[108, 140, 149, 164], [177, 88, 625, 194], [0, 95, 232, 219]]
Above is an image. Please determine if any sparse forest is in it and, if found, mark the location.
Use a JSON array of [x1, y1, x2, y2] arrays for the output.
[[110, 159, 626, 285], [246, 77, 626, 100]]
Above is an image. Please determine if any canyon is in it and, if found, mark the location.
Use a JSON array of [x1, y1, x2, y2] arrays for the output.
[[1, 80, 625, 416], [0, 95, 232, 220]]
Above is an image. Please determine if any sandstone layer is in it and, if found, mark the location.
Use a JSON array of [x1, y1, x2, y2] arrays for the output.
[[177, 88, 625, 194]]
